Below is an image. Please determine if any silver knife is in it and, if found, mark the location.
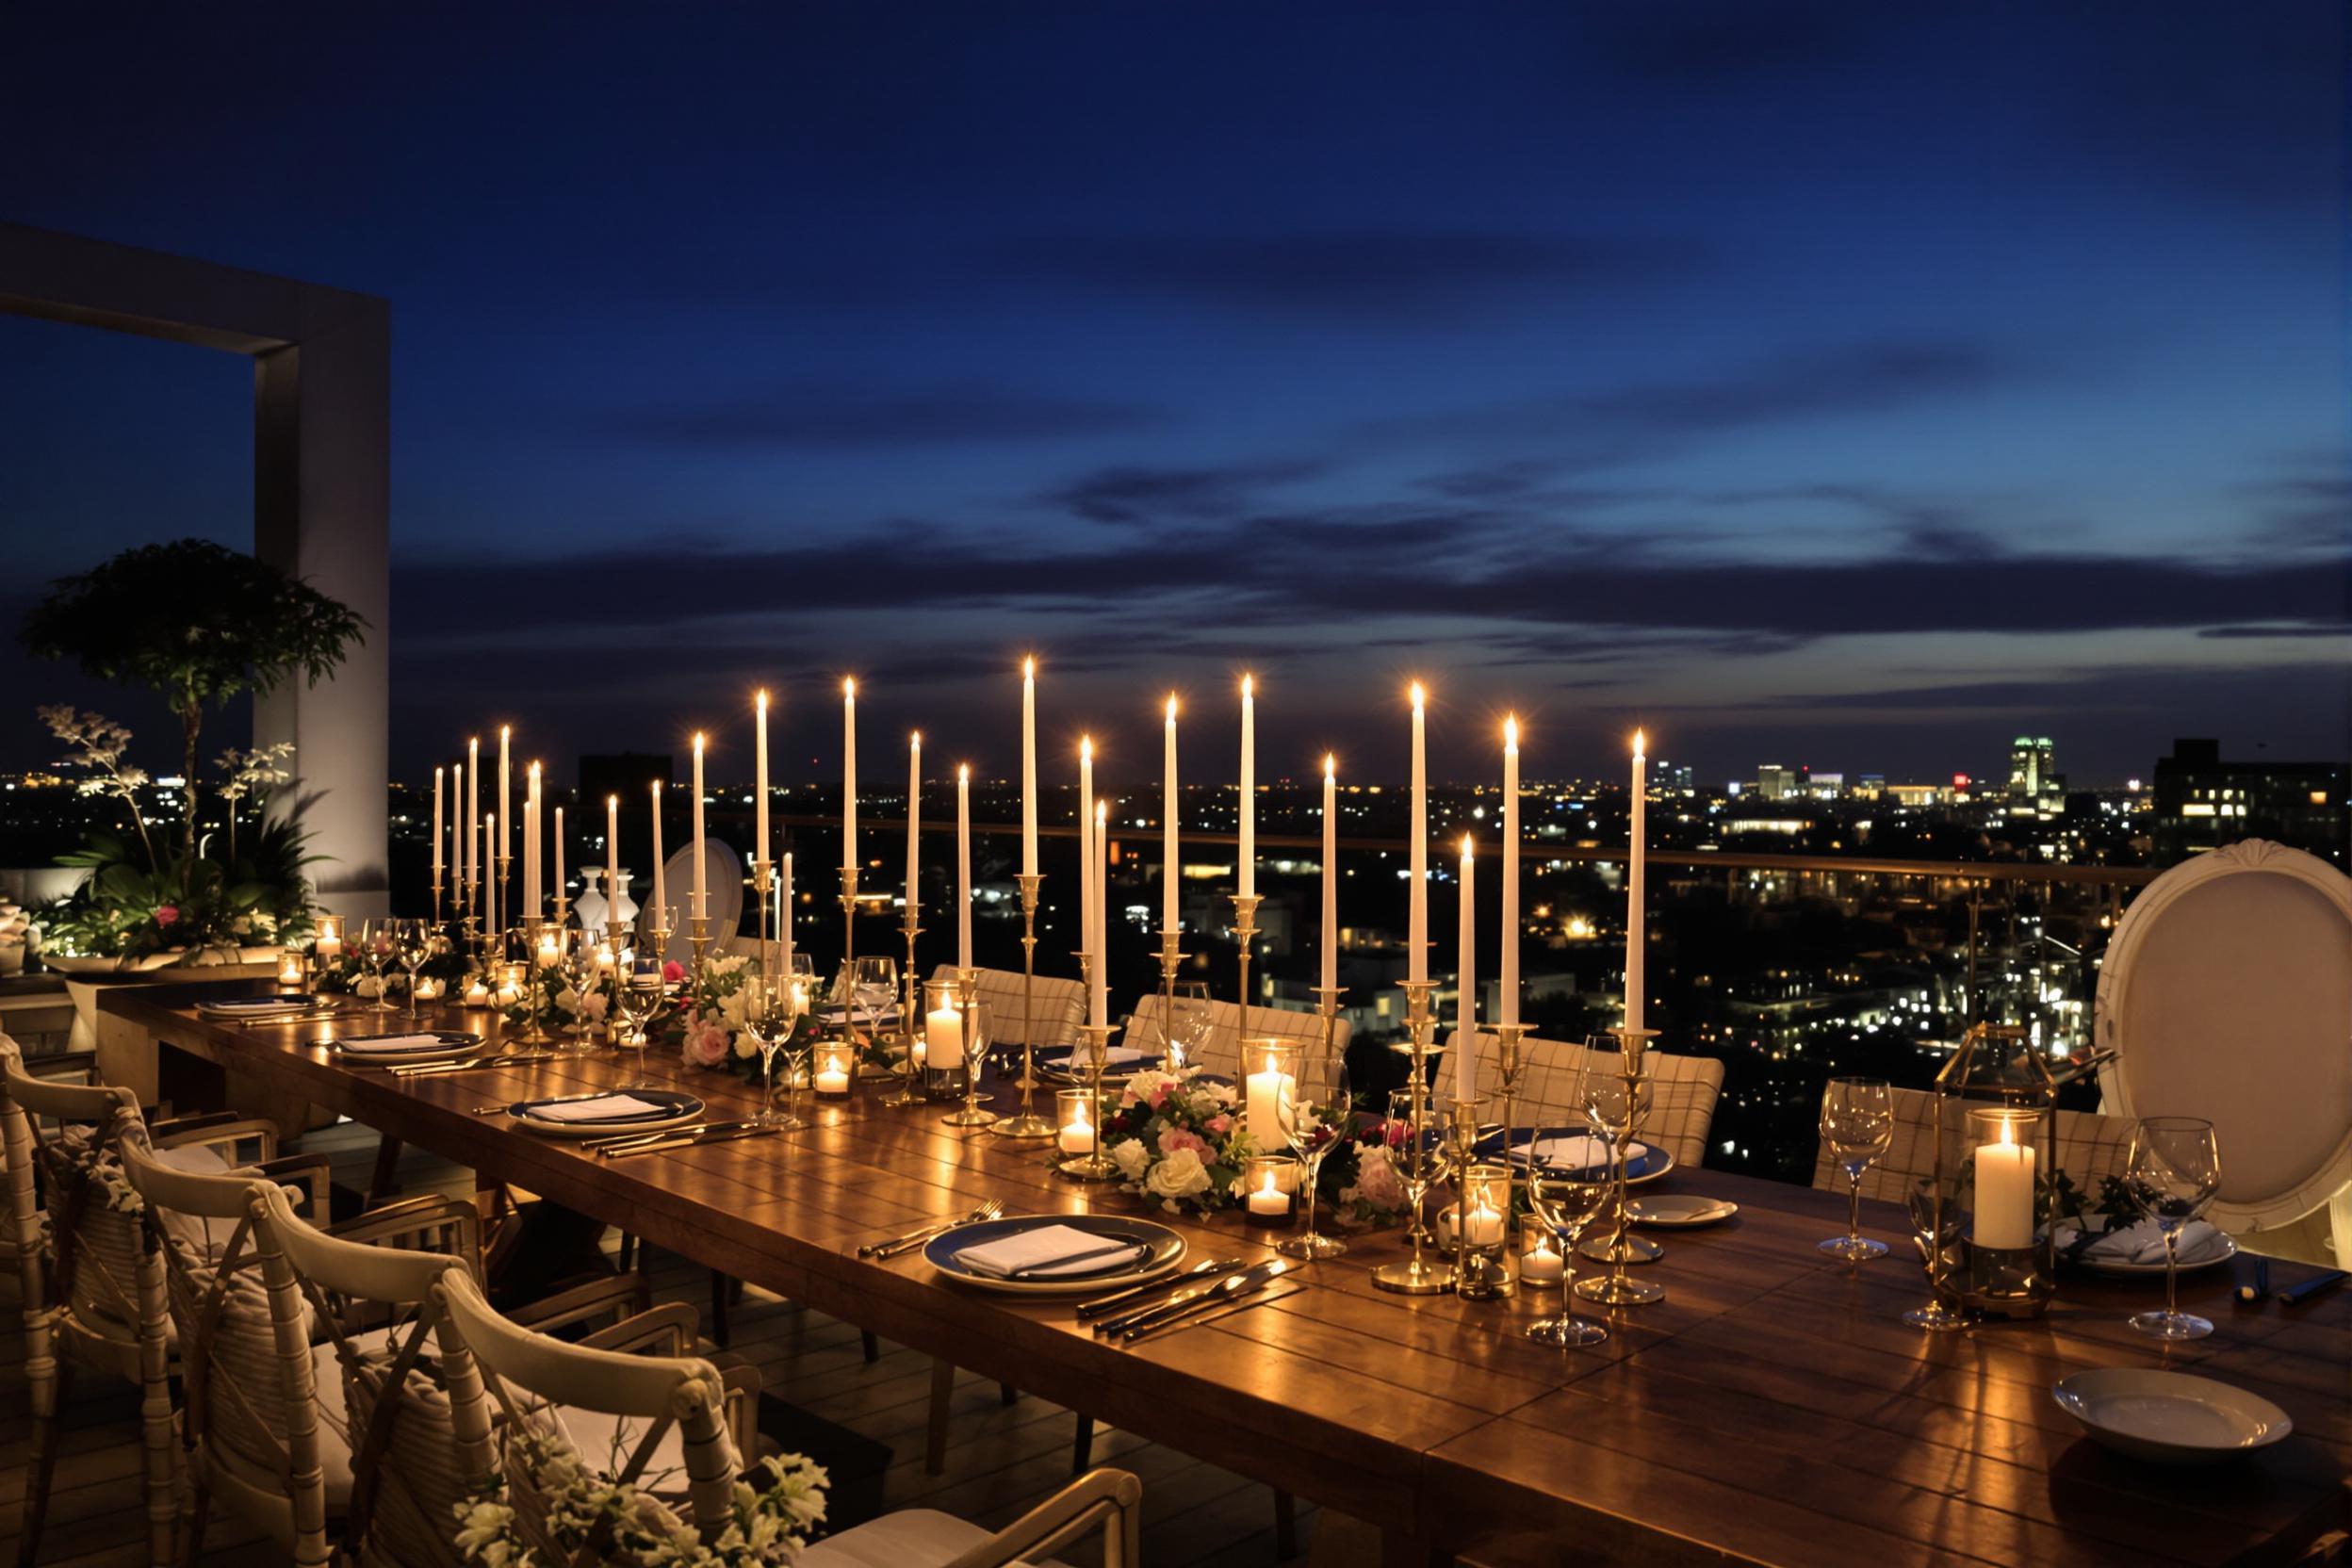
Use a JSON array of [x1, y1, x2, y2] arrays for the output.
[[1118, 1259, 1289, 1342], [1096, 1257, 1280, 1336], [393, 1053, 566, 1076], [597, 1125, 781, 1160], [1076, 1258, 1244, 1318], [588, 1119, 752, 1152]]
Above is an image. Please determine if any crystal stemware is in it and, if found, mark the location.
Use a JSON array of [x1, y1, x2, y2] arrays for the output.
[[1574, 1034, 1664, 1304], [1277, 1039, 1351, 1260], [1819, 1076, 1895, 1261], [748, 972, 808, 1131], [1524, 1108, 1613, 1348], [2124, 1116, 2222, 1341], [358, 918, 397, 1017], [612, 943, 667, 1089], [556, 929, 604, 1054], [392, 918, 433, 1022], [1168, 980, 1213, 1070], [848, 956, 896, 1041], [1902, 1174, 1969, 1331]]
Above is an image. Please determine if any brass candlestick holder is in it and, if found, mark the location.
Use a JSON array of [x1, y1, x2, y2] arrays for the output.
[[1493, 1022, 1530, 1225], [1230, 893, 1263, 1014], [880, 905, 924, 1109], [1054, 1017, 1118, 1181], [496, 852, 513, 945], [1154, 926, 1185, 1070], [1373, 978, 1450, 1296], [687, 910, 712, 986], [431, 866, 445, 925], [991, 873, 1054, 1139], [1445, 1099, 1512, 1301], [514, 916, 551, 1044], [1576, 1025, 1665, 1306], [752, 858, 775, 972], [941, 967, 996, 1127]]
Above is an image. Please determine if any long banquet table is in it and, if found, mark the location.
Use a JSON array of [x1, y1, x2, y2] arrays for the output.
[[106, 985, 2351, 1567]]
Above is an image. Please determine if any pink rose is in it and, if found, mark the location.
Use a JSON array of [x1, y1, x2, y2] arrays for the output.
[[1351, 1145, 1406, 1209], [1205, 1114, 1232, 1135], [154, 905, 179, 927], [680, 1020, 729, 1069], [662, 960, 686, 984], [1148, 1081, 1173, 1109], [1157, 1126, 1208, 1159]]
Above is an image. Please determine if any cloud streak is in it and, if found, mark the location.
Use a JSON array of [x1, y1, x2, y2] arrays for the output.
[[595, 384, 1163, 446]]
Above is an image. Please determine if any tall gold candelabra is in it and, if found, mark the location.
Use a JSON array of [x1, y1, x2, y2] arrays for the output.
[[1373, 978, 1450, 1295], [991, 874, 1054, 1138], [1445, 1096, 1511, 1300], [1576, 1025, 1665, 1306], [941, 967, 996, 1127], [880, 903, 923, 1109], [1154, 926, 1185, 1071], [1230, 894, 1262, 1016], [1493, 1022, 1529, 1233]]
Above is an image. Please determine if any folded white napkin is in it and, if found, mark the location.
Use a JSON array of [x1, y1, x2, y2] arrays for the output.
[[526, 1094, 670, 1124], [1055, 1045, 1153, 1070], [2082, 1217, 2224, 1265], [1522, 1135, 1647, 1170], [953, 1224, 1145, 1279], [336, 1034, 448, 1054]]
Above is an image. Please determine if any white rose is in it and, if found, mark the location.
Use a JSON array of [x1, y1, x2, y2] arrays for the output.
[[355, 976, 381, 999], [732, 1032, 759, 1059], [720, 988, 752, 1028], [1110, 1139, 1150, 1180], [1143, 1146, 1212, 1201]]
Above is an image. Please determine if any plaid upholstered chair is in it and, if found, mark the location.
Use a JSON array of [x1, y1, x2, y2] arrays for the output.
[[1807, 1084, 2137, 1204], [1128, 993, 1348, 1080], [926, 962, 1086, 1051], [1435, 1031, 1726, 1169]]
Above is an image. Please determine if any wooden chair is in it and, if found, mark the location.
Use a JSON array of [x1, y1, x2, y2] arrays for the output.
[[1436, 1030, 1725, 1170], [434, 1266, 1145, 1568], [926, 962, 1086, 1050], [1128, 992, 1348, 1079], [252, 1180, 753, 1566], [2, 1033, 303, 1568], [0, 1044, 97, 1308], [1807, 1083, 2137, 1204]]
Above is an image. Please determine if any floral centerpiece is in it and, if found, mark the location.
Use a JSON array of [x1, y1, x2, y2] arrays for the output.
[[312, 918, 468, 1000], [502, 957, 616, 1037], [1100, 1066, 1412, 1225], [454, 1427, 827, 1568]]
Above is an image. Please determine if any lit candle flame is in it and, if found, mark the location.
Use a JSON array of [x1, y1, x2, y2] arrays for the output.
[[757, 688, 768, 712], [1167, 693, 1179, 721], [958, 762, 970, 782], [1504, 715, 1519, 750], [499, 724, 510, 741], [1324, 752, 1335, 782], [1633, 727, 1645, 760], [1096, 800, 1107, 825], [843, 678, 857, 699], [1023, 655, 1036, 679], [911, 729, 922, 748], [1410, 681, 1426, 710], [1081, 734, 1093, 762], [1462, 834, 1475, 858], [693, 731, 705, 755], [1242, 673, 1253, 699]]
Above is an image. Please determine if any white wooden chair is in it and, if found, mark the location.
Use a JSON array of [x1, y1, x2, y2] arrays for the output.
[[0, 1043, 97, 1308], [434, 1266, 1145, 1568], [2095, 839, 2352, 1265], [1128, 992, 1348, 1079], [1434, 1031, 1724, 1170], [253, 1180, 761, 1566], [2, 1034, 302, 1568]]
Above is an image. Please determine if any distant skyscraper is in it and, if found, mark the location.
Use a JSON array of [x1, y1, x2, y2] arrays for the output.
[[1756, 763, 1798, 801], [2151, 739, 2347, 868], [2007, 737, 2060, 817]]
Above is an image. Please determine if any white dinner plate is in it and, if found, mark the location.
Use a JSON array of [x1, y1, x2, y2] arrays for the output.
[[924, 1213, 1186, 1297], [2053, 1220, 2238, 1278], [504, 1088, 705, 1139], [1627, 1194, 1739, 1229], [332, 1030, 481, 1067], [2051, 1368, 2292, 1465]]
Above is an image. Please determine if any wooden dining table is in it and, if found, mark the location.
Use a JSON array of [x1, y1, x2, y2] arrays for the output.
[[106, 984, 2351, 1568]]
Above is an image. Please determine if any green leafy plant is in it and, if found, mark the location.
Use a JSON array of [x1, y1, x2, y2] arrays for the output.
[[39, 815, 319, 960], [23, 540, 365, 899]]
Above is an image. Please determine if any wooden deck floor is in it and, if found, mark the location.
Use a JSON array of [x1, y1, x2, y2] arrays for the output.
[[0, 1119, 1314, 1567]]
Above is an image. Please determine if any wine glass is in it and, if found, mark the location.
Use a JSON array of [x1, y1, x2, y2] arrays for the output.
[[557, 929, 604, 1053], [1902, 1173, 1968, 1331], [1575, 1034, 1663, 1302], [1277, 1039, 1351, 1260], [748, 972, 808, 1130], [1819, 1077, 1895, 1261], [2123, 1116, 2223, 1341], [358, 919, 397, 1017], [394, 919, 433, 1023], [1168, 980, 1213, 1070], [1524, 1103, 1614, 1348], [612, 943, 668, 1089], [848, 956, 897, 1042]]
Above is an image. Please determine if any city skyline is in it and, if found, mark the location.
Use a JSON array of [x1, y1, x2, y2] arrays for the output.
[[4, 3, 2346, 781]]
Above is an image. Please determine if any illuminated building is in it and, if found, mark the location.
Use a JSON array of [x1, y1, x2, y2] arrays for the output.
[[2151, 739, 2347, 867]]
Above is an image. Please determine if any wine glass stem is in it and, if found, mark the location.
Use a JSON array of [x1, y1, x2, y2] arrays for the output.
[[1848, 1168, 1863, 1249], [1298, 1157, 1319, 1244], [2164, 1229, 2180, 1320]]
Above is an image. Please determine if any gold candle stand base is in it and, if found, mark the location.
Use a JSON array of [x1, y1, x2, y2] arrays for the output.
[[1576, 1025, 1665, 1304], [1373, 978, 1451, 1296], [991, 874, 1054, 1139], [940, 967, 997, 1127]]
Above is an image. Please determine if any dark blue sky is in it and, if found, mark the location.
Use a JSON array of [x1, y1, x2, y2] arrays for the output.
[[4, 2, 2345, 791]]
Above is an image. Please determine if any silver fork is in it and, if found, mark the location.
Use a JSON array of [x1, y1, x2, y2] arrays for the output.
[[859, 1198, 1004, 1259]]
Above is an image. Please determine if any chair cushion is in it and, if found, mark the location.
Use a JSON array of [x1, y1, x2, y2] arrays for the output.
[[804, 1508, 1061, 1568], [541, 1400, 695, 1494]]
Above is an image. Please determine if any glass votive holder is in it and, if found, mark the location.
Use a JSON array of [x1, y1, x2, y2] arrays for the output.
[[496, 961, 527, 1007], [1244, 1154, 1297, 1228], [276, 950, 307, 988], [813, 1042, 855, 1098], [1055, 1088, 1097, 1156], [1517, 1218, 1565, 1291], [312, 913, 345, 962], [1453, 1161, 1515, 1301]]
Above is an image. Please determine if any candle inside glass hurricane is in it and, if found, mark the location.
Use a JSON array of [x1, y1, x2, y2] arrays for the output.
[[314, 913, 344, 961], [1056, 1088, 1095, 1154], [814, 1044, 853, 1098]]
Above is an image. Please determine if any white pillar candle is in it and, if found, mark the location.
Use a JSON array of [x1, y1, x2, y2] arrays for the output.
[[1238, 675, 1255, 899], [432, 765, 445, 897], [1627, 729, 1647, 1034], [466, 737, 480, 893], [1973, 1116, 2037, 1250], [553, 807, 565, 915], [1408, 686, 1427, 986], [906, 731, 921, 914], [956, 765, 973, 970], [692, 733, 708, 919], [605, 796, 621, 937], [1462, 1201, 1506, 1249], [498, 726, 511, 878], [1458, 835, 1477, 1103], [1163, 694, 1180, 934], [526, 761, 543, 920], [754, 689, 771, 871], [841, 678, 858, 872], [1092, 799, 1109, 1028], [650, 780, 666, 919], [1245, 1045, 1293, 1151], [450, 762, 463, 905], [1021, 658, 1038, 877], [924, 1002, 965, 1069], [1058, 1106, 1095, 1155], [1520, 1232, 1564, 1285], [1248, 1169, 1288, 1217], [1502, 718, 1520, 1030], [1321, 755, 1339, 995]]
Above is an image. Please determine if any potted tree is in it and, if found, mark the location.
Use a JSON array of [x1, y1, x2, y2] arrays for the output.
[[23, 540, 367, 970]]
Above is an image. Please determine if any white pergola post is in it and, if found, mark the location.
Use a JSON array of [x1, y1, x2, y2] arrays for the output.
[[0, 222, 391, 916]]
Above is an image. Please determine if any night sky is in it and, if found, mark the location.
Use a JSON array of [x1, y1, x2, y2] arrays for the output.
[[3, 3, 2345, 793]]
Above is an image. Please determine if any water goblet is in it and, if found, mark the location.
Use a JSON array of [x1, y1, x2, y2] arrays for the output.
[[1524, 1110, 1614, 1348], [612, 944, 668, 1089], [357, 919, 398, 1016], [1902, 1174, 1968, 1331], [1168, 980, 1213, 1070], [1574, 1035, 1663, 1304], [848, 956, 896, 1040], [391, 919, 433, 1022], [1277, 1042, 1351, 1260], [748, 973, 808, 1131], [1819, 1077, 1895, 1261], [2123, 1116, 2222, 1341]]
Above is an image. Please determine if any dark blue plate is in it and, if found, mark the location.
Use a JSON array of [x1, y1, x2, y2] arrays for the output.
[[201, 992, 319, 1013], [924, 1212, 1185, 1296], [506, 1087, 704, 1138], [1031, 1044, 1158, 1080], [1483, 1125, 1674, 1184]]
